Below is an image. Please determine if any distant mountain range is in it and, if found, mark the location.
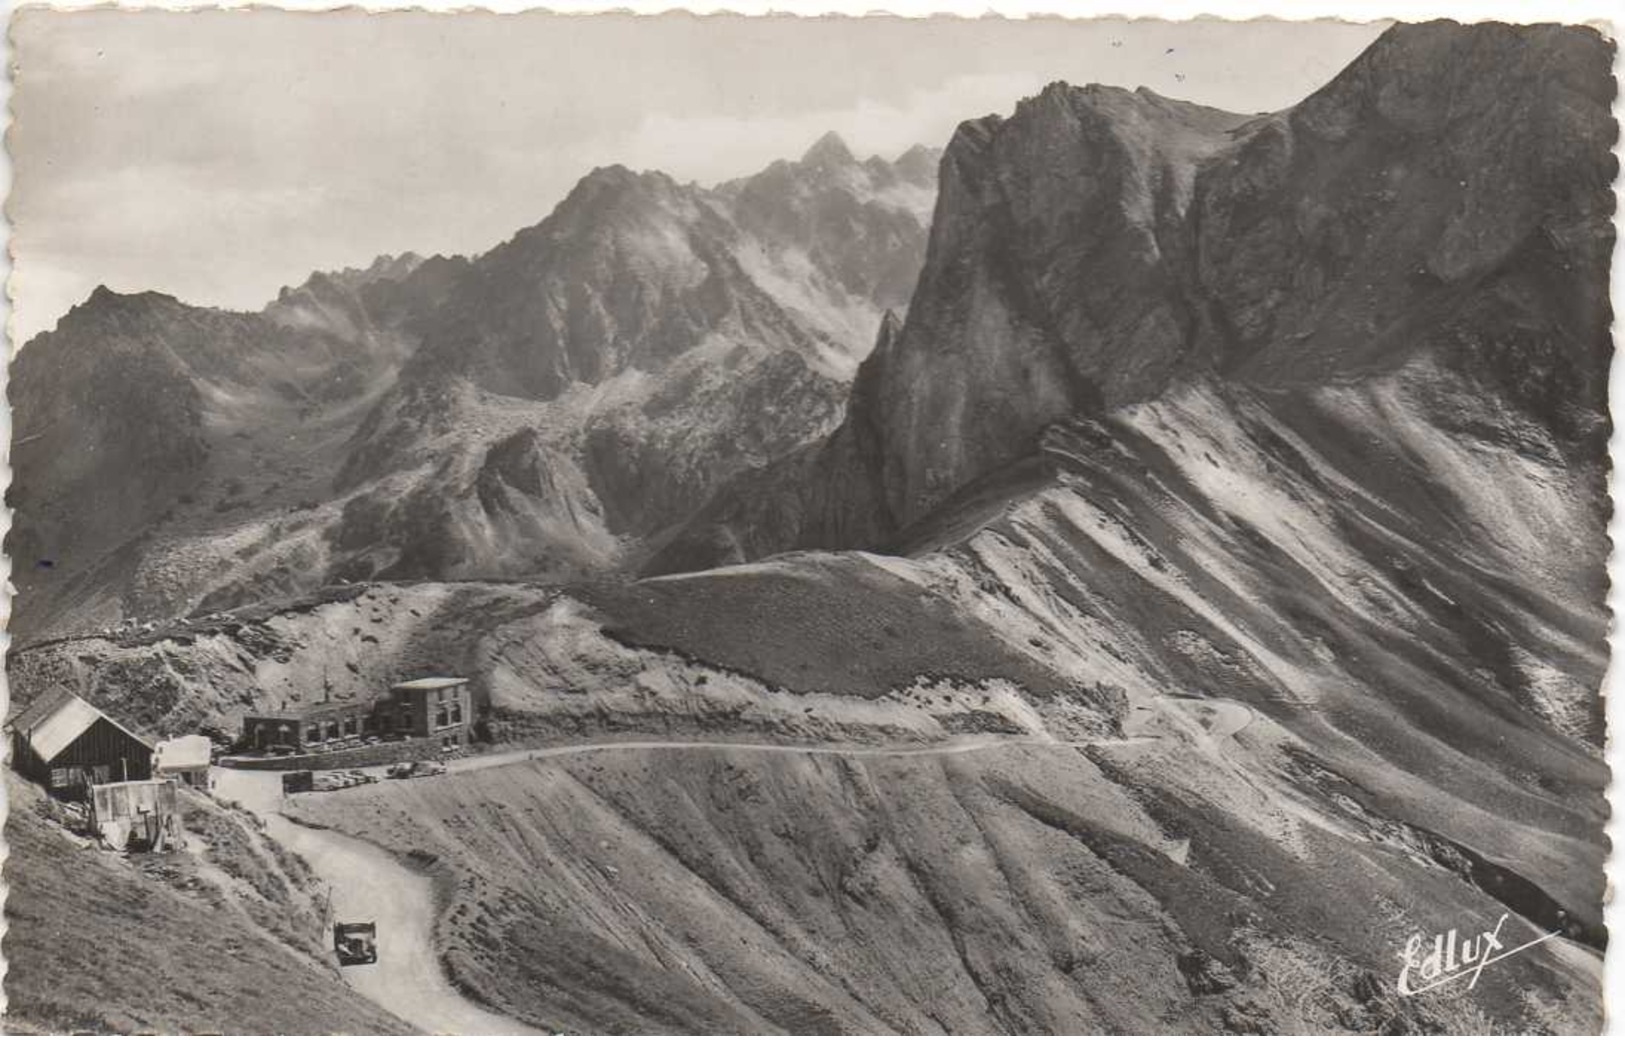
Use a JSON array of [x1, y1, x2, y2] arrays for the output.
[[9, 134, 940, 639]]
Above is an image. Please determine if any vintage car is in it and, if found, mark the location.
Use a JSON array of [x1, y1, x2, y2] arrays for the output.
[[334, 921, 378, 966]]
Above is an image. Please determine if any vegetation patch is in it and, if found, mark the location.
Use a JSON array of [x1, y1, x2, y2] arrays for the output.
[[579, 554, 1073, 700]]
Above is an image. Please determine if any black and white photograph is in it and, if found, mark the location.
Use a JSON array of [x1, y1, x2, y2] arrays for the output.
[[1, 7, 1615, 1034]]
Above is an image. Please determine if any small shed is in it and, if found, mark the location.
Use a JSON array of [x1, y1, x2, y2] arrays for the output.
[[8, 689, 154, 798], [154, 734, 213, 789], [90, 778, 181, 851]]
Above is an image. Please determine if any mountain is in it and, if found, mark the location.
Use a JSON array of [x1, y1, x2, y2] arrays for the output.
[[8, 268, 418, 637], [7, 20, 1612, 1033], [7, 136, 940, 641], [656, 21, 1614, 571]]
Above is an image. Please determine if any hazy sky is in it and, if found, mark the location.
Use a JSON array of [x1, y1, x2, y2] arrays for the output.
[[10, 11, 1386, 343]]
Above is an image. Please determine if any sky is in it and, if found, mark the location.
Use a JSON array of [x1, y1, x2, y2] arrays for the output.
[[9, 11, 1387, 343]]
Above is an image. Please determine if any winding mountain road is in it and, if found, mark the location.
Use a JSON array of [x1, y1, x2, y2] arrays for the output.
[[436, 730, 1159, 778], [267, 811, 539, 1036], [214, 767, 539, 1035], [212, 698, 1250, 1034]]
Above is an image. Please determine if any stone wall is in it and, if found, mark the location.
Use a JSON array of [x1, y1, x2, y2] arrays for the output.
[[217, 735, 454, 772]]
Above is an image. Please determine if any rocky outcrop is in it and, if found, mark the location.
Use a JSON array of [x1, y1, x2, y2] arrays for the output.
[[834, 84, 1251, 530]]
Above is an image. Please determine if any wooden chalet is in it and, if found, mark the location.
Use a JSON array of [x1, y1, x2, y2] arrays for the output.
[[8, 689, 154, 798]]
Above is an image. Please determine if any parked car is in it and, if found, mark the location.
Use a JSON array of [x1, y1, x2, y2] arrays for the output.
[[311, 770, 380, 792], [385, 760, 447, 780]]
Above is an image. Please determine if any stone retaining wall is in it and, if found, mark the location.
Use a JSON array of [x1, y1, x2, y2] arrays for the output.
[[218, 735, 454, 772]]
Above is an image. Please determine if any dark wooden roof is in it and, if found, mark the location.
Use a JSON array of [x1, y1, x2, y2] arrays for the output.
[[7, 688, 153, 759], [7, 687, 80, 732]]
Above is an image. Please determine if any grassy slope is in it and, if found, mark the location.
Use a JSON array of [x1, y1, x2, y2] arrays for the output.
[[292, 747, 1221, 1034], [3, 778, 410, 1035], [293, 738, 1598, 1035], [579, 552, 1076, 700], [277, 361, 1605, 1035]]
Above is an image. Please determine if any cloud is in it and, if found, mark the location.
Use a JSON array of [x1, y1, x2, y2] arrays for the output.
[[8, 12, 1387, 344], [591, 71, 1045, 185]]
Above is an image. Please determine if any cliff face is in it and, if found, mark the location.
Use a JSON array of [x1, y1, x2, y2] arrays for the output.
[[1200, 21, 1615, 439], [659, 22, 1614, 570], [852, 84, 1250, 532]]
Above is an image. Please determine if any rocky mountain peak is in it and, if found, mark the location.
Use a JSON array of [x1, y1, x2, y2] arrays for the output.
[[345, 251, 426, 288], [1300, 20, 1614, 135], [801, 130, 857, 168], [270, 252, 427, 314], [77, 283, 178, 313], [504, 164, 696, 255], [892, 143, 941, 185], [575, 163, 685, 196], [41, 286, 188, 347], [875, 308, 903, 348]]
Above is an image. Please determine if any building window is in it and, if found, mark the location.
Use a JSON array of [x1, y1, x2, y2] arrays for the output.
[[450, 703, 462, 725], [306, 726, 320, 744], [344, 717, 357, 736], [435, 707, 448, 728]]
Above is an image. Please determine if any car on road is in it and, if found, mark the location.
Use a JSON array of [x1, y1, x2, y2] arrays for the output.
[[334, 921, 378, 966], [386, 760, 447, 780], [312, 770, 376, 792]]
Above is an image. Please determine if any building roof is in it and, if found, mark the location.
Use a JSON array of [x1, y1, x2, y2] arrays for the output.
[[8, 687, 77, 732], [391, 676, 468, 691], [154, 734, 212, 773], [9, 689, 152, 763], [243, 699, 369, 723]]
